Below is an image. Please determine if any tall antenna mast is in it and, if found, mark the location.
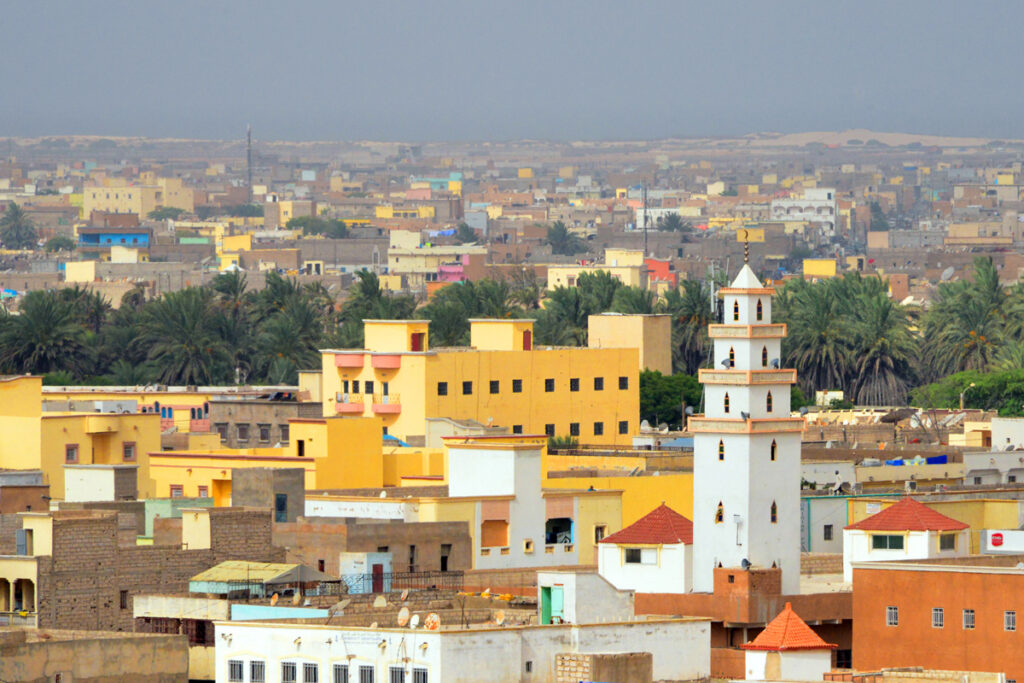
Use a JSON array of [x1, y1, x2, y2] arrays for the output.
[[642, 182, 649, 257], [246, 125, 253, 204]]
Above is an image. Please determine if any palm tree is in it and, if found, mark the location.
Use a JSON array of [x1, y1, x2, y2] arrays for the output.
[[536, 287, 589, 345], [58, 285, 110, 333], [576, 270, 622, 314], [781, 282, 853, 395], [475, 279, 516, 318], [849, 292, 917, 405], [611, 286, 657, 314], [662, 280, 712, 374], [138, 288, 228, 385], [657, 212, 690, 232], [256, 301, 323, 383], [0, 203, 38, 250], [545, 221, 585, 256], [0, 291, 91, 376]]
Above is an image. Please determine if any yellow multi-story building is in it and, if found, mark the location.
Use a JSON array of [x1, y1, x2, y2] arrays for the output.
[[0, 377, 160, 499], [82, 176, 194, 217], [546, 249, 649, 290], [321, 319, 640, 446]]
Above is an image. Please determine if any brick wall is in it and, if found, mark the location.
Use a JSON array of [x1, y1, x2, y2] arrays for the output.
[[0, 514, 24, 555], [801, 552, 843, 575], [556, 652, 653, 683]]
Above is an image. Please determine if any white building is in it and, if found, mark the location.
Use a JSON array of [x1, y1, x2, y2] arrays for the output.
[[963, 451, 1024, 486], [536, 569, 633, 624], [742, 602, 836, 681], [842, 497, 970, 582], [214, 617, 711, 683], [770, 188, 837, 236], [690, 264, 803, 594], [597, 503, 693, 593]]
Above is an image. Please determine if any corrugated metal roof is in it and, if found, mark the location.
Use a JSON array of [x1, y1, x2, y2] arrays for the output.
[[190, 561, 301, 584]]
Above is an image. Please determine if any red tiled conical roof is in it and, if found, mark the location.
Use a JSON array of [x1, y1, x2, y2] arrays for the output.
[[742, 602, 837, 651], [599, 503, 693, 545], [845, 497, 968, 532]]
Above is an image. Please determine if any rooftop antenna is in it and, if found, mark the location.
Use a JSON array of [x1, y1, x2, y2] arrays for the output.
[[642, 181, 649, 258], [246, 124, 253, 204]]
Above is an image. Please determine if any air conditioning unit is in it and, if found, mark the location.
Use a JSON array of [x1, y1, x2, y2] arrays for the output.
[[905, 480, 918, 492]]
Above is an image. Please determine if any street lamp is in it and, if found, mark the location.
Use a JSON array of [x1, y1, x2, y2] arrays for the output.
[[960, 382, 976, 411]]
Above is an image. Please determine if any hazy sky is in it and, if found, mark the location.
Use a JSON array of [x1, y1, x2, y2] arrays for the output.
[[2, 1, 1021, 141]]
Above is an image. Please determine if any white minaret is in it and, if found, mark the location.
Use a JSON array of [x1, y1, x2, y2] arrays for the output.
[[690, 263, 803, 595]]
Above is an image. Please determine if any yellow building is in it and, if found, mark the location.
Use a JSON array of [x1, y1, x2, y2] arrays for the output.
[[148, 417, 383, 503], [803, 258, 839, 280], [547, 249, 649, 290], [321, 319, 640, 446], [82, 177, 193, 217], [375, 205, 436, 219], [0, 377, 159, 499], [587, 313, 672, 374]]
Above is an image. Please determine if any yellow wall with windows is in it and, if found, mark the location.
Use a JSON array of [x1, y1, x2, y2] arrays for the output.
[[803, 258, 838, 279], [547, 472, 694, 526], [573, 492, 623, 564], [547, 265, 645, 289]]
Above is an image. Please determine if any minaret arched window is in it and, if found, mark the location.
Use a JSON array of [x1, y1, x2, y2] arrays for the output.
[[770, 501, 778, 524], [733, 300, 740, 321], [770, 439, 778, 461], [718, 439, 725, 461], [728, 346, 736, 368], [762, 346, 768, 367], [766, 391, 774, 413], [724, 393, 730, 414], [716, 502, 724, 524], [756, 299, 763, 321]]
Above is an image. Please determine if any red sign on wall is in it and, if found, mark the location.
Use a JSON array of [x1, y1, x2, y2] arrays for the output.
[[993, 532, 1004, 546]]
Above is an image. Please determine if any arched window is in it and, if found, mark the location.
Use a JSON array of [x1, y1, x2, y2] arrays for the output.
[[770, 439, 778, 461], [728, 347, 736, 368], [724, 393, 730, 414], [766, 391, 774, 413], [716, 502, 724, 524], [770, 501, 778, 524], [733, 300, 740, 321], [718, 440, 725, 461], [762, 346, 768, 367], [756, 299, 763, 321]]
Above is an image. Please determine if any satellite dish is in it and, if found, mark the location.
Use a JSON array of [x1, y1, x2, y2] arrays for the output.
[[397, 607, 411, 627], [424, 613, 441, 631], [292, 592, 302, 606], [799, 406, 810, 416], [684, 406, 694, 416], [400, 589, 409, 602], [270, 593, 279, 606], [941, 266, 955, 281], [640, 419, 651, 431], [494, 609, 506, 625], [770, 359, 780, 368], [740, 411, 750, 420], [369, 621, 378, 629], [481, 588, 491, 599], [741, 558, 751, 570], [720, 359, 730, 368], [409, 614, 421, 629], [339, 598, 352, 610], [379, 490, 387, 498], [373, 595, 387, 609], [658, 423, 669, 433]]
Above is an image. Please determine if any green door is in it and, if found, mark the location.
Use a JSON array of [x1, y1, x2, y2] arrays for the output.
[[541, 587, 552, 624], [550, 585, 564, 623]]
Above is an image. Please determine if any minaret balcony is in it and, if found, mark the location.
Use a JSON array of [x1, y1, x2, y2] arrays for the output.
[[698, 368, 797, 385], [687, 416, 805, 434], [708, 323, 786, 339]]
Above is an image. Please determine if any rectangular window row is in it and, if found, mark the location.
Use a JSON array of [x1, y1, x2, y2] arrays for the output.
[[228, 660, 428, 683], [437, 376, 628, 396], [545, 421, 627, 437], [887, 606, 1015, 631]]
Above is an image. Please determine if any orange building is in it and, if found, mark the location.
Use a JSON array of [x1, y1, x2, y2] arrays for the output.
[[852, 558, 1024, 680]]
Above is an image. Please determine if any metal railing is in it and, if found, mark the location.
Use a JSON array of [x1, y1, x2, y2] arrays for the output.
[[318, 570, 464, 595]]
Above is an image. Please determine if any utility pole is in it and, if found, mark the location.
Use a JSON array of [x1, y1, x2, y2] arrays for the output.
[[642, 182, 649, 257], [246, 125, 253, 204]]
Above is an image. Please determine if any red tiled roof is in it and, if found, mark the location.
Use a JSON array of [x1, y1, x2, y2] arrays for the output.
[[599, 503, 693, 545], [742, 602, 837, 651], [844, 497, 968, 532]]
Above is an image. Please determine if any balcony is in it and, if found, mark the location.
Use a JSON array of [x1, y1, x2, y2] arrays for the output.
[[698, 369, 797, 385], [335, 394, 365, 414], [0, 611, 36, 627], [708, 323, 786, 339], [84, 415, 118, 433], [371, 354, 402, 369], [688, 416, 805, 434], [335, 353, 365, 368], [372, 394, 401, 414]]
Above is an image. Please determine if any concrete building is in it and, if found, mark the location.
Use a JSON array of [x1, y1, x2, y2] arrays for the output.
[[597, 503, 693, 594], [842, 497, 970, 582], [0, 470, 48, 514], [742, 602, 836, 681], [208, 392, 321, 448], [231, 468, 305, 523], [770, 188, 838, 237], [321, 319, 640, 446], [536, 569, 633, 625], [587, 313, 673, 374]]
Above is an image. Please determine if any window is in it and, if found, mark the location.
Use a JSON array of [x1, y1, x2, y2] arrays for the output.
[[258, 424, 271, 442], [932, 607, 944, 628], [525, 661, 533, 674], [283, 662, 298, 683], [770, 439, 777, 461], [358, 667, 374, 683], [1007, 611, 1017, 632], [252, 660, 267, 683], [762, 346, 768, 367], [437, 381, 447, 396], [593, 422, 603, 436], [569, 423, 580, 437], [728, 346, 735, 367], [352, 381, 360, 394], [733, 300, 740, 321], [974, 476, 982, 485], [872, 535, 905, 550], [545, 378, 555, 392], [594, 377, 604, 390], [939, 534, 957, 551], [770, 501, 778, 523], [377, 546, 389, 553], [389, 666, 404, 683], [122, 442, 136, 461], [766, 391, 773, 413], [570, 378, 580, 392], [120, 589, 129, 609], [305, 663, 320, 682], [237, 424, 250, 442], [886, 606, 899, 626], [462, 381, 473, 395], [823, 524, 833, 541], [756, 299, 763, 321], [963, 609, 976, 629], [618, 420, 629, 434], [65, 444, 78, 463], [715, 502, 724, 523], [718, 440, 725, 461], [333, 664, 348, 683], [216, 423, 228, 442], [618, 376, 628, 390], [524, 539, 534, 553], [545, 424, 555, 436], [408, 545, 417, 572], [512, 425, 523, 434], [512, 379, 523, 393], [364, 381, 374, 395], [197, 486, 208, 497], [280, 424, 290, 443], [229, 660, 244, 682], [170, 485, 183, 498], [489, 380, 500, 394], [594, 525, 606, 543], [724, 393, 730, 414], [413, 669, 428, 683]]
